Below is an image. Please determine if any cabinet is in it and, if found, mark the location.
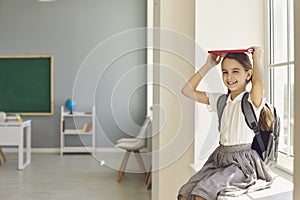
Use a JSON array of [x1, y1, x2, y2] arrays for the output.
[[60, 106, 95, 155]]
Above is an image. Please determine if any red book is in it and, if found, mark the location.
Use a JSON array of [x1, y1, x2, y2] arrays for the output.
[[208, 48, 253, 57]]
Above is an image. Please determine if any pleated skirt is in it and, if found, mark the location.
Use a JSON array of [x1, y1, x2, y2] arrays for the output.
[[177, 143, 274, 200]]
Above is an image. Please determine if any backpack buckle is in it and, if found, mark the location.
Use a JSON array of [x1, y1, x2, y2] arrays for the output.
[[251, 122, 260, 134]]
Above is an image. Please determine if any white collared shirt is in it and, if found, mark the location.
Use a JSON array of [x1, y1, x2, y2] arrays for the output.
[[206, 91, 265, 145]]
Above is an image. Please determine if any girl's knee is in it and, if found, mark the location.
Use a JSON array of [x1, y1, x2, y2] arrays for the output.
[[178, 194, 206, 200], [179, 195, 187, 200], [194, 196, 206, 200]]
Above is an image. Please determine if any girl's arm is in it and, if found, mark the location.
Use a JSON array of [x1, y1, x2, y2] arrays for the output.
[[181, 54, 221, 104], [249, 46, 264, 108]]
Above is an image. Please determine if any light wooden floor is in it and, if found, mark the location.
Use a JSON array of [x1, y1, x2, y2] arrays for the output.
[[0, 153, 151, 200]]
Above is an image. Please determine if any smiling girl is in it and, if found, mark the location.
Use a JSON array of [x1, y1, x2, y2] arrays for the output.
[[178, 46, 274, 200]]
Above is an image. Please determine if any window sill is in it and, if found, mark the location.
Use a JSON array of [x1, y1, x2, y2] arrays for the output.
[[217, 176, 293, 199], [275, 152, 294, 175], [190, 162, 293, 200]]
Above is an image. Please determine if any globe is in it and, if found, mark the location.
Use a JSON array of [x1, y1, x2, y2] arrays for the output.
[[65, 99, 77, 114]]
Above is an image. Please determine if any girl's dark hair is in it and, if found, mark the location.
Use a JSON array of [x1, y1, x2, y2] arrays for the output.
[[222, 53, 274, 131], [222, 53, 252, 72]]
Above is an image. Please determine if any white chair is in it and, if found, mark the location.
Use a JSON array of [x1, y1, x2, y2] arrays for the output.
[[115, 116, 151, 183]]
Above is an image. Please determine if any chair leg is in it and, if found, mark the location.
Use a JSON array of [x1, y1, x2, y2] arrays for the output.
[[117, 151, 131, 182], [146, 171, 152, 190], [133, 151, 147, 183], [145, 165, 152, 190], [0, 148, 6, 165]]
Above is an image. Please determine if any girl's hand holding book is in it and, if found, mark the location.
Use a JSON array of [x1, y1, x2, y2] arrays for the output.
[[206, 53, 222, 68], [250, 46, 262, 60]]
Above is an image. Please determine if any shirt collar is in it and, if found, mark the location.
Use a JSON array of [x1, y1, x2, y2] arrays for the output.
[[227, 91, 247, 103]]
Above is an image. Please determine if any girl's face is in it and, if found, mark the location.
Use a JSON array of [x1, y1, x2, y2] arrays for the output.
[[221, 58, 252, 94]]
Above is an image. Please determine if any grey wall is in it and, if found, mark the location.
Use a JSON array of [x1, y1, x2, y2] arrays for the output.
[[0, 0, 147, 148]]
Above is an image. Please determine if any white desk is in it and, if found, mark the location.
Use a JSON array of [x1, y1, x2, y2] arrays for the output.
[[0, 120, 31, 170]]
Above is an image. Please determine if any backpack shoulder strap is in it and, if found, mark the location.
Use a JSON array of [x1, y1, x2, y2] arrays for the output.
[[241, 92, 265, 151], [241, 92, 258, 131], [217, 94, 228, 132]]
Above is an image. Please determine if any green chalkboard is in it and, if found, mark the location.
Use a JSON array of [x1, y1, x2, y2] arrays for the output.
[[0, 55, 53, 115]]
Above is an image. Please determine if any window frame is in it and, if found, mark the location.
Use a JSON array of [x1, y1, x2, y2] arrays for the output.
[[267, 0, 294, 173]]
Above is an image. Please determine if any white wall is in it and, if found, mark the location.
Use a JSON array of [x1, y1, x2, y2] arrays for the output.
[[196, 0, 264, 50]]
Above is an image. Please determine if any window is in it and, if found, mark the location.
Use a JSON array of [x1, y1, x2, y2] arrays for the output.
[[269, 0, 294, 172]]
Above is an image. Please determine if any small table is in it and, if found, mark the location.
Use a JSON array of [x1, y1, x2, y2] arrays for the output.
[[0, 120, 31, 170]]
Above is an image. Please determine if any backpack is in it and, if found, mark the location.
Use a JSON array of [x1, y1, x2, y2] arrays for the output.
[[217, 92, 280, 166]]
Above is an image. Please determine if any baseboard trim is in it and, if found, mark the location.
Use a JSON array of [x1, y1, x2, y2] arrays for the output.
[[2, 147, 123, 153]]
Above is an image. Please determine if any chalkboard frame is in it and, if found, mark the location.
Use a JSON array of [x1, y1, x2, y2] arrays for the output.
[[0, 55, 54, 115]]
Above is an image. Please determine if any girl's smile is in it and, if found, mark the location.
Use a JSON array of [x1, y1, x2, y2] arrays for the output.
[[226, 80, 237, 86]]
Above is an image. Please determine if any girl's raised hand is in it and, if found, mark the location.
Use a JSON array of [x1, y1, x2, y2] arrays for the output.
[[206, 53, 222, 68], [250, 46, 262, 59]]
